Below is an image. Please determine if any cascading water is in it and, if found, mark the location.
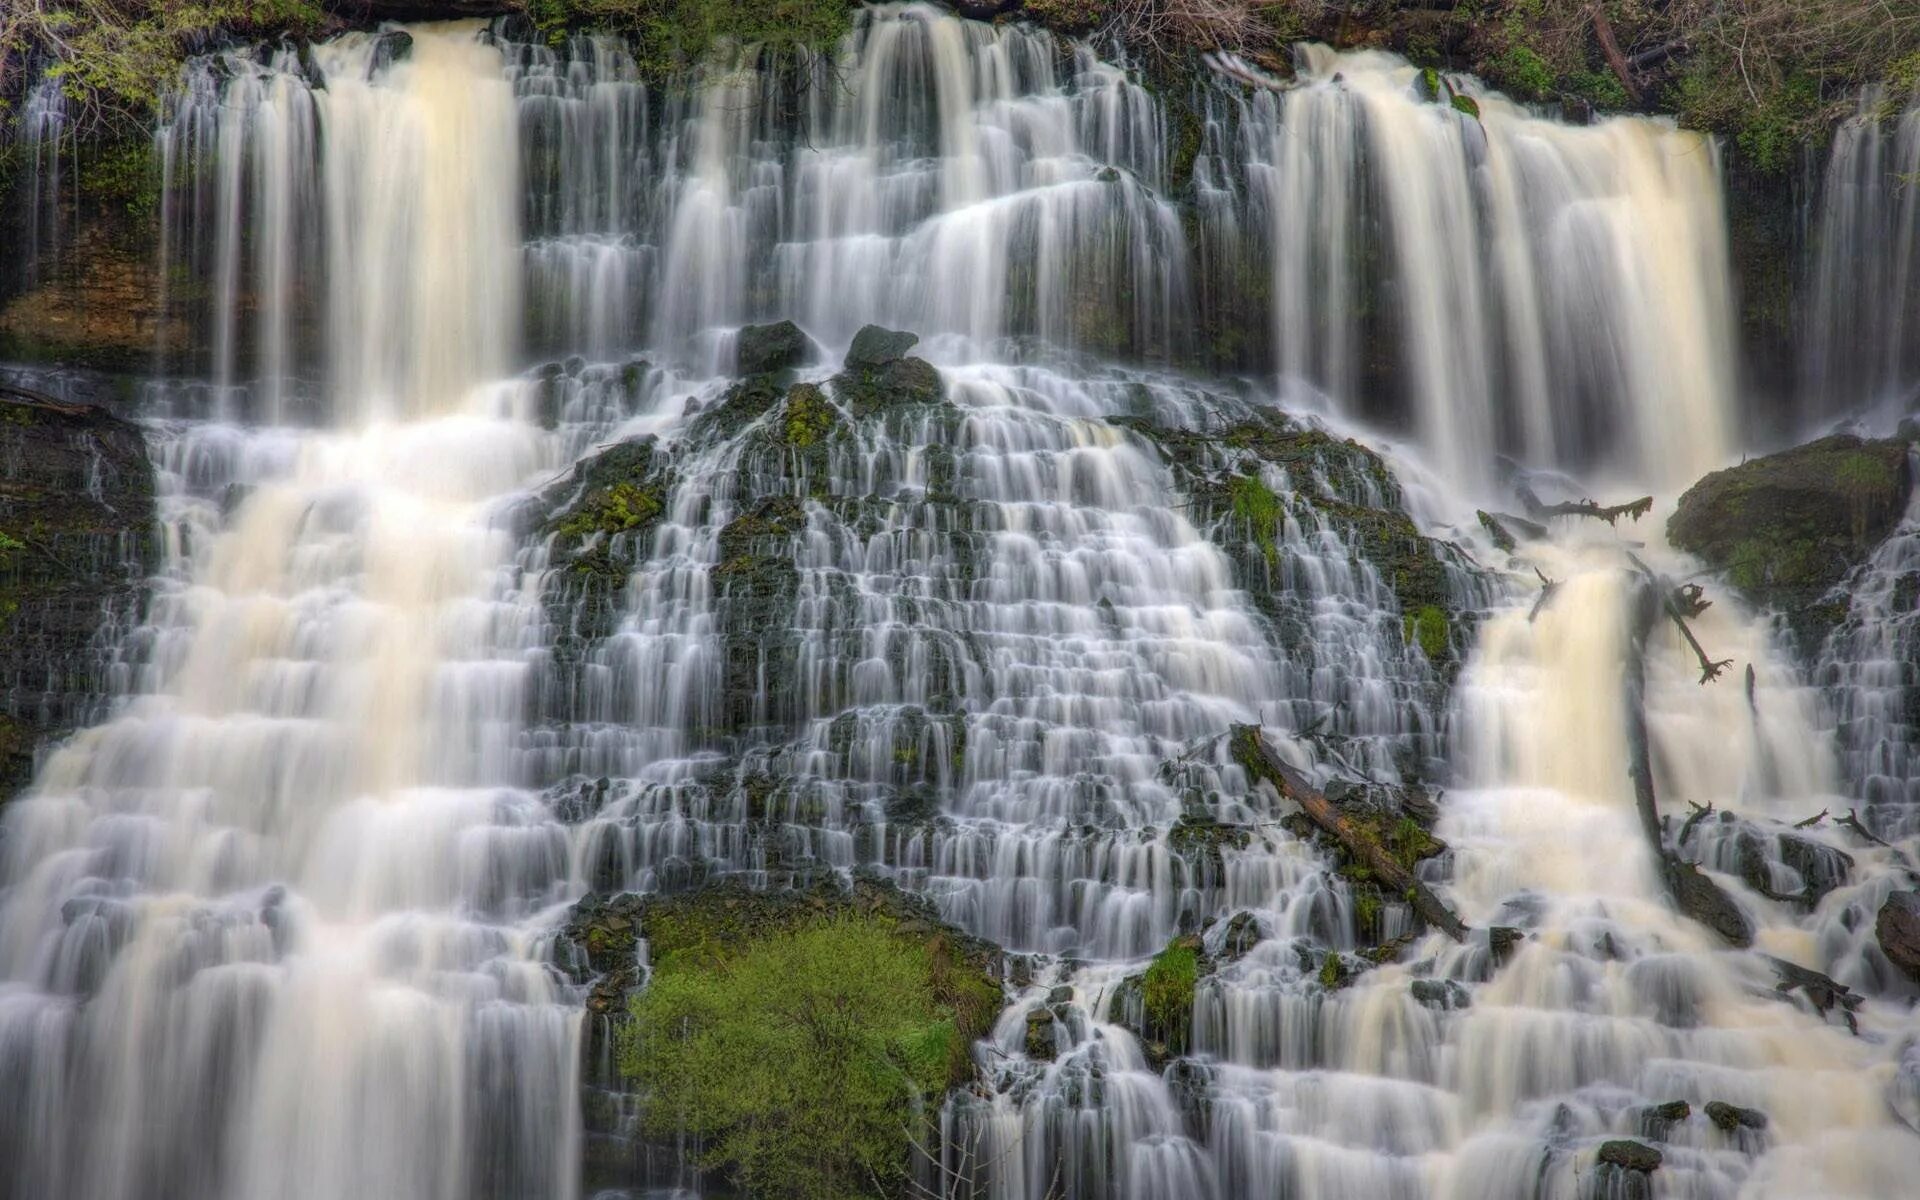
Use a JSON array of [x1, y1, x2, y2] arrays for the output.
[[1802, 85, 1920, 421], [0, 6, 1916, 1200]]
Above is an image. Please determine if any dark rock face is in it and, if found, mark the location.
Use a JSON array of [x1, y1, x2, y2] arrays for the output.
[[0, 388, 155, 802], [1668, 435, 1913, 648], [1878, 890, 1920, 983], [735, 319, 812, 376]]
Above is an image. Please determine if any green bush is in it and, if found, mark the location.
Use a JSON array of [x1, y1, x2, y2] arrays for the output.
[[532, 0, 853, 77], [620, 915, 979, 1200]]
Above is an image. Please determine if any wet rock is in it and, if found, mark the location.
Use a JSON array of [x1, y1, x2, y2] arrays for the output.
[[1596, 1139, 1662, 1172], [1220, 910, 1263, 960], [1024, 1007, 1056, 1060], [1704, 1100, 1768, 1132], [1663, 854, 1755, 947], [1876, 890, 1920, 983], [844, 324, 919, 368], [1409, 978, 1470, 1010], [736, 319, 811, 376], [1488, 925, 1524, 966], [1637, 1100, 1690, 1139], [1167, 813, 1251, 875], [1668, 434, 1912, 648], [0, 389, 156, 804]]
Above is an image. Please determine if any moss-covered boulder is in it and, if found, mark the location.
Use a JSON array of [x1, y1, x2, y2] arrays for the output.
[[1668, 435, 1912, 648], [570, 872, 1004, 1194], [735, 319, 812, 376], [0, 387, 155, 802]]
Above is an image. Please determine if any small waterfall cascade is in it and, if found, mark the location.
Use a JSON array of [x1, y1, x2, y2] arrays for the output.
[[0, 25, 578, 1200], [0, 6, 1916, 1200], [1802, 85, 1920, 420], [1817, 447, 1920, 812], [1210, 47, 1738, 489]]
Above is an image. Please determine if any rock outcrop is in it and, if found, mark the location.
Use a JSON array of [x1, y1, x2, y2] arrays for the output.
[[1878, 890, 1920, 984], [1668, 435, 1913, 649], [0, 385, 155, 802]]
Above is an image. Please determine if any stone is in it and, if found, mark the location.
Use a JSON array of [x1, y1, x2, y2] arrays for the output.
[[1668, 434, 1912, 648], [1024, 1007, 1056, 1060], [1409, 978, 1470, 1010], [1704, 1100, 1768, 1132], [736, 319, 811, 376], [1597, 1139, 1662, 1173], [844, 324, 919, 368], [1876, 890, 1920, 983]]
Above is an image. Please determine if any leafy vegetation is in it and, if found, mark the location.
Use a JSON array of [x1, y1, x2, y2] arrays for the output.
[[1, 1, 326, 135], [530, 0, 853, 78], [619, 910, 994, 1200], [1140, 935, 1200, 1048]]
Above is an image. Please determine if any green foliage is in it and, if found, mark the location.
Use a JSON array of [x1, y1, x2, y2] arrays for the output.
[[1403, 604, 1449, 659], [1564, 68, 1630, 111], [532, 0, 854, 78], [79, 139, 158, 221], [1021, 0, 1108, 36], [620, 915, 973, 1200], [1140, 937, 1199, 1044], [1491, 44, 1554, 101], [8, 2, 326, 133], [1230, 472, 1282, 564]]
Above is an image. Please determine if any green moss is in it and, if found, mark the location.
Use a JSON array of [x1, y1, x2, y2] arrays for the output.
[[1141, 936, 1201, 1050], [1230, 473, 1282, 565], [621, 913, 986, 1199], [1492, 45, 1554, 101], [1318, 949, 1347, 989], [1404, 604, 1449, 660], [534, 0, 853, 79], [780, 384, 837, 449], [555, 480, 664, 541]]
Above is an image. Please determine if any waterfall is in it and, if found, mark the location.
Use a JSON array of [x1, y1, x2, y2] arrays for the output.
[[1, 6, 1916, 1200], [1802, 85, 1920, 421]]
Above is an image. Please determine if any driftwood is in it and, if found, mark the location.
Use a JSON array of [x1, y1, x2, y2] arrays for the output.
[[1762, 954, 1863, 1034], [1518, 484, 1654, 527], [1230, 724, 1471, 942], [1624, 573, 1756, 946], [1588, 3, 1644, 104]]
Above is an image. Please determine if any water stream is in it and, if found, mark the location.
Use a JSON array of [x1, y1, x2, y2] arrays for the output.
[[1, 7, 1916, 1199]]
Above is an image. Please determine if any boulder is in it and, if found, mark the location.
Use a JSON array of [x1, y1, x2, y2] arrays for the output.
[[1704, 1100, 1768, 1132], [1596, 1139, 1662, 1172], [1877, 890, 1920, 983], [1668, 434, 1912, 648], [844, 324, 920, 369], [735, 320, 811, 376]]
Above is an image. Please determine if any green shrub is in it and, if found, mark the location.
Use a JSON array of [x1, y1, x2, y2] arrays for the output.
[[620, 915, 979, 1200], [1140, 936, 1199, 1046], [532, 0, 853, 77]]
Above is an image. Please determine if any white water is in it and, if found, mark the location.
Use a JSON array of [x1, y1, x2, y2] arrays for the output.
[[0, 8, 1916, 1199]]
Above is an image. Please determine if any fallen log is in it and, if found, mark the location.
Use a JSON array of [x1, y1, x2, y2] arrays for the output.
[[1229, 724, 1470, 942], [1625, 573, 1755, 945], [1762, 954, 1862, 1034], [1518, 484, 1653, 526]]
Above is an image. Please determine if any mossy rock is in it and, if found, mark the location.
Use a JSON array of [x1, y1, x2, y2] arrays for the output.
[[844, 324, 920, 368], [1597, 1139, 1663, 1173], [1167, 813, 1252, 874], [1668, 434, 1912, 649], [736, 319, 811, 377]]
